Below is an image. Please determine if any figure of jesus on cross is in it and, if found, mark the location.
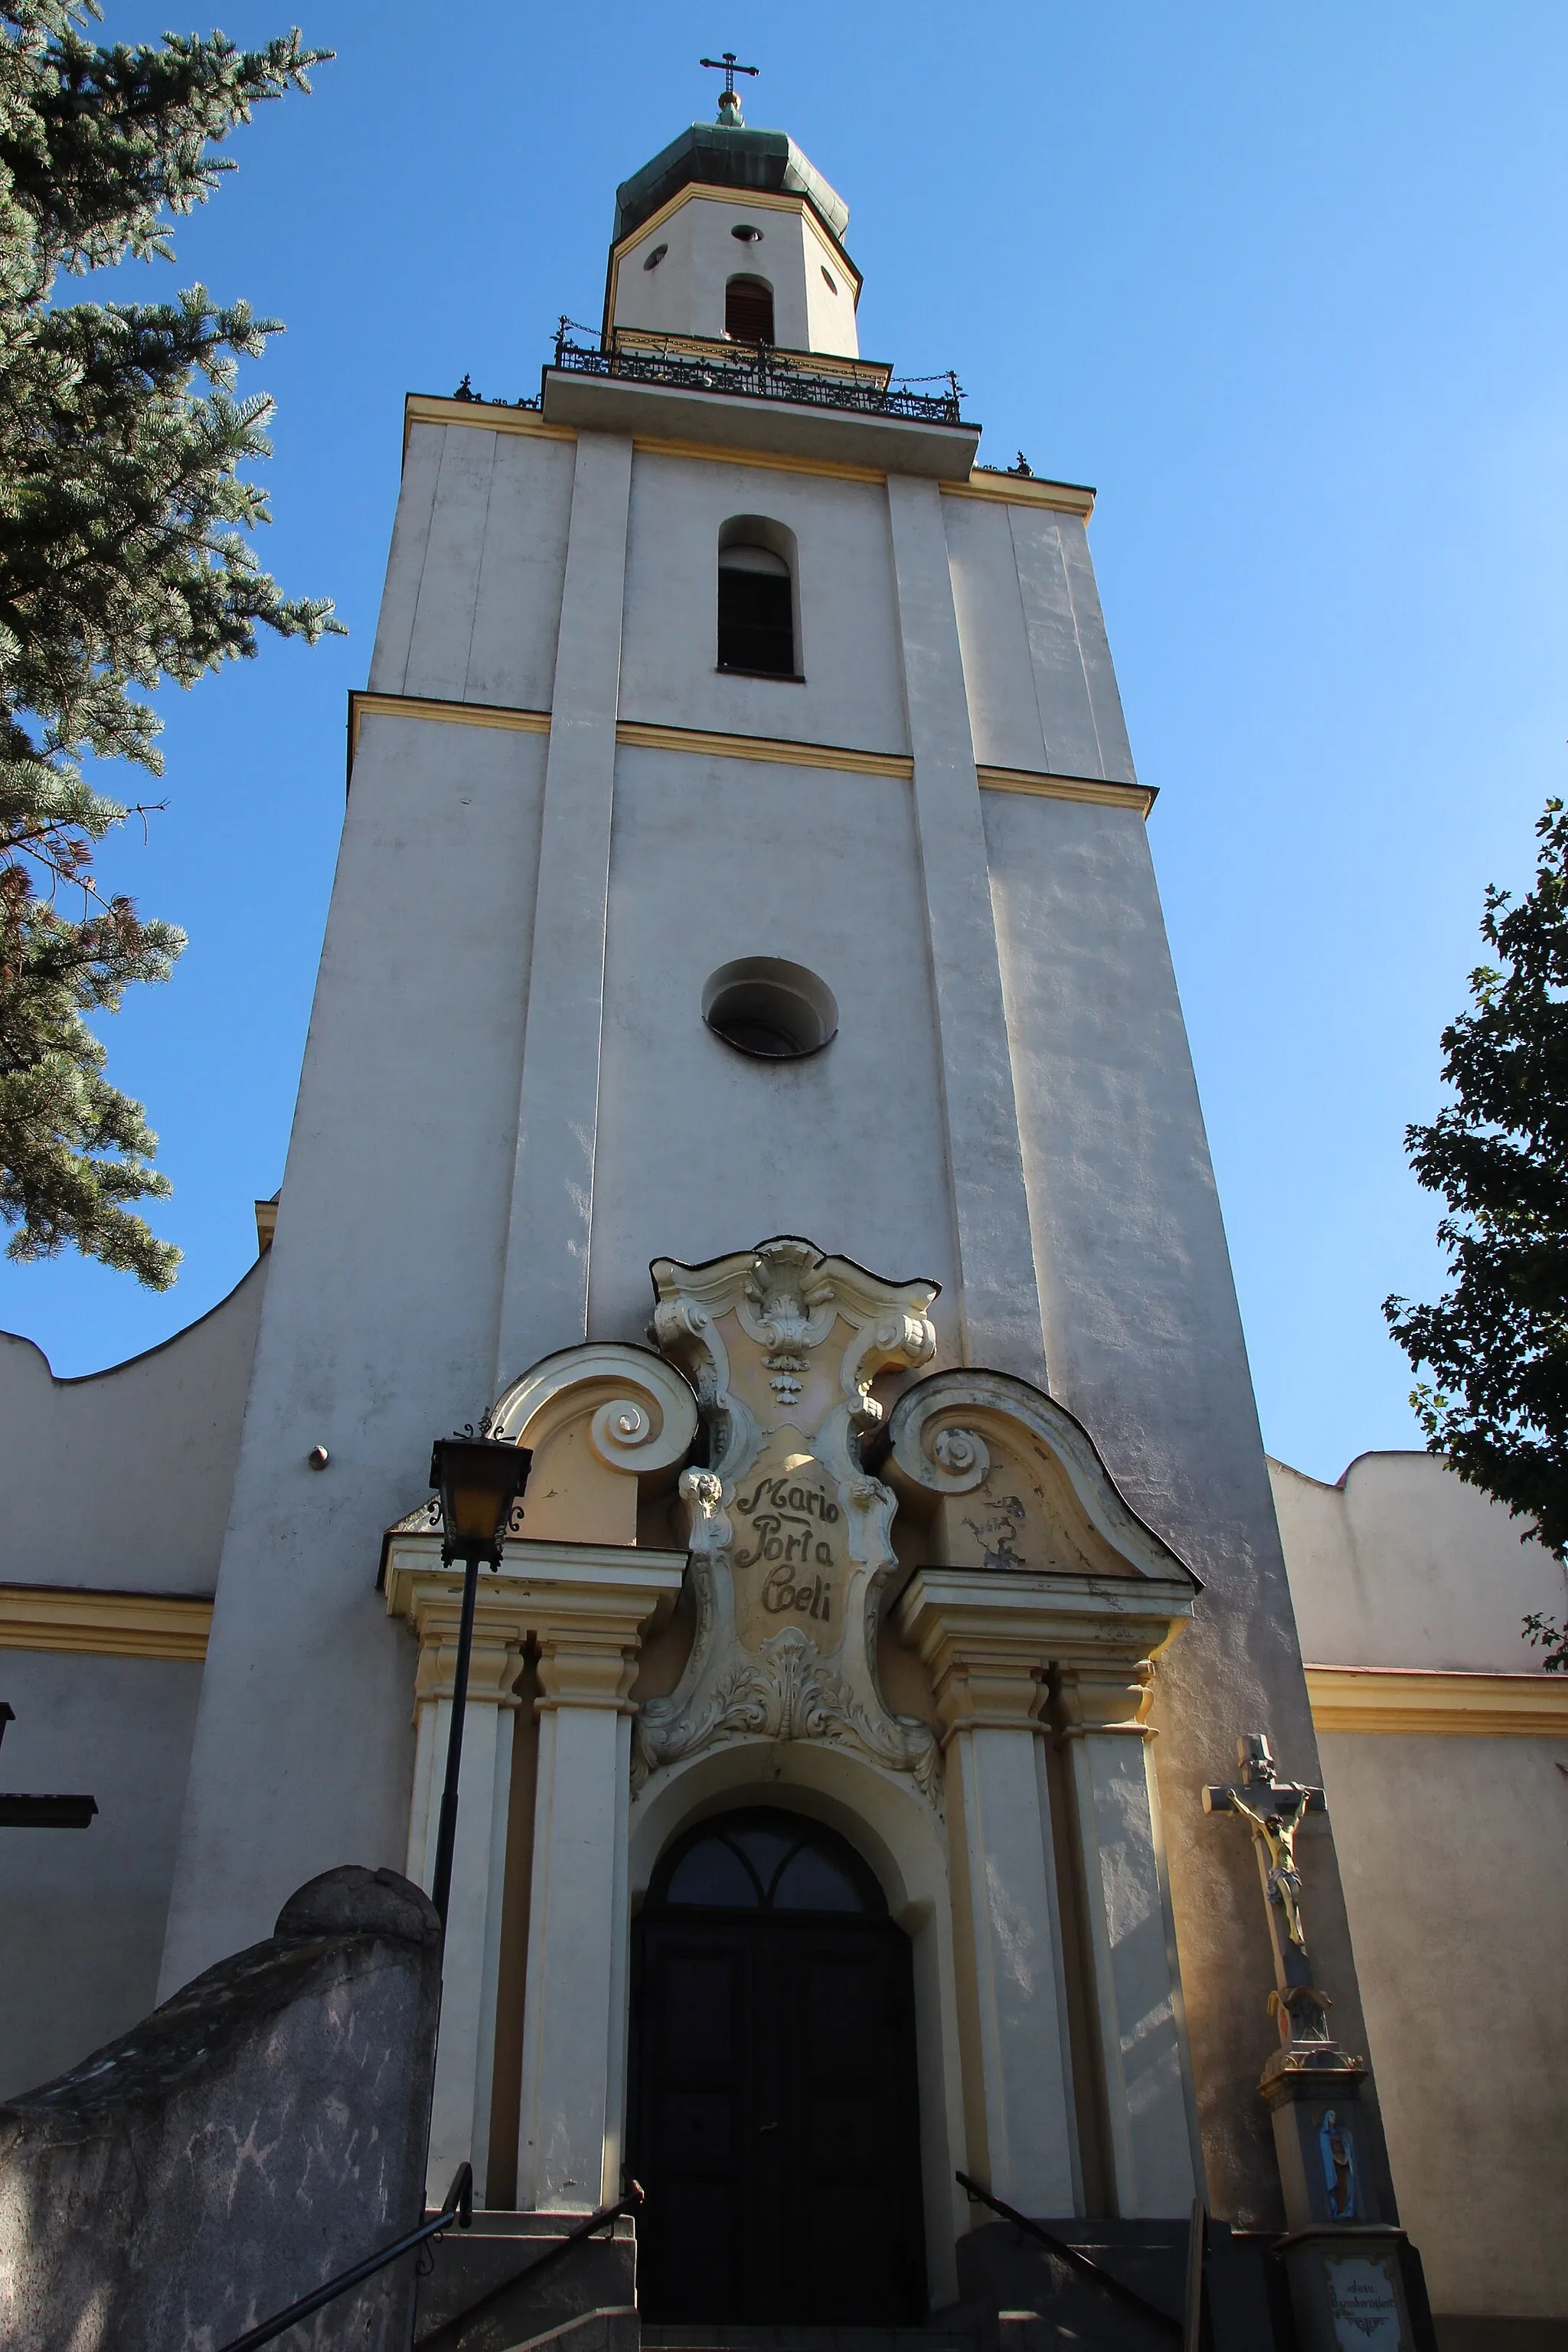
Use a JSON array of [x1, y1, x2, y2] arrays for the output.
[[1202, 1730, 1351, 2071], [1204, 1730, 1322, 1949]]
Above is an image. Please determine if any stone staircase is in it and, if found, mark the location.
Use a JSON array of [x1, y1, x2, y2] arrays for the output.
[[412, 2210, 1293, 2352], [642, 2331, 977, 2352]]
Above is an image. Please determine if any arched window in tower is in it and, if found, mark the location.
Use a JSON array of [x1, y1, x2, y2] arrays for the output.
[[717, 516, 798, 677], [725, 273, 775, 344]]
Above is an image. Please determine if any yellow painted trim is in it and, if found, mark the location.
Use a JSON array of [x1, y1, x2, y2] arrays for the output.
[[978, 766, 1154, 816], [616, 720, 912, 778], [630, 433, 886, 486], [347, 694, 1156, 808], [397, 397, 1089, 528], [1305, 1664, 1568, 1738], [0, 1585, 212, 1661], [946, 473, 1097, 518], [403, 394, 576, 456], [349, 691, 550, 771]]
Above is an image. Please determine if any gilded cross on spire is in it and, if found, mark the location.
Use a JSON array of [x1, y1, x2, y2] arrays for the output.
[[700, 49, 759, 125]]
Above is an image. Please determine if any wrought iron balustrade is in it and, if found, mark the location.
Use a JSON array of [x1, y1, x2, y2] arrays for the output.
[[550, 325, 967, 426]]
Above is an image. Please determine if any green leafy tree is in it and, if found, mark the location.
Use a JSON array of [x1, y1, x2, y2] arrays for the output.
[[0, 2, 338, 1286], [1384, 797, 1568, 1669]]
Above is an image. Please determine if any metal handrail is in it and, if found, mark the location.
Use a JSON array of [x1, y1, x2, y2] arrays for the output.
[[956, 2170, 1183, 2337], [413, 2181, 644, 2352], [550, 327, 968, 426], [214, 2161, 473, 2352]]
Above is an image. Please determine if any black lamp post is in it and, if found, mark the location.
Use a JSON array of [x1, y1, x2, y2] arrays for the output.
[[426, 1432, 532, 1927]]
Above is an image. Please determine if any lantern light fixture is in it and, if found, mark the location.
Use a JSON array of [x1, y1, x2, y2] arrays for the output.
[[425, 1428, 533, 1926], [429, 1433, 532, 1566]]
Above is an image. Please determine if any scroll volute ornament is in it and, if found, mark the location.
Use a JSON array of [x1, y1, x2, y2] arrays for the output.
[[885, 1369, 1187, 1583], [486, 1344, 701, 1546], [636, 1236, 944, 1799]]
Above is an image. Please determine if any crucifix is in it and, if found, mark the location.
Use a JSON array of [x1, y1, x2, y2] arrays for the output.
[[0, 1702, 97, 1828], [1203, 1730, 1340, 2064], [1204, 1759, 1419, 2344], [700, 50, 759, 124]]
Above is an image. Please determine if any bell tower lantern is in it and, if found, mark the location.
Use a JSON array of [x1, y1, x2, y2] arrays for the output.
[[603, 75, 861, 358]]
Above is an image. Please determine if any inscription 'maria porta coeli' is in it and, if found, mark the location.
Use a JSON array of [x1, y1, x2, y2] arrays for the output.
[[633, 1238, 942, 1799], [732, 1451, 844, 1633]]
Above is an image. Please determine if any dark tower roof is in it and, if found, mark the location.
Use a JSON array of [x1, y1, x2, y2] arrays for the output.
[[613, 124, 851, 250]]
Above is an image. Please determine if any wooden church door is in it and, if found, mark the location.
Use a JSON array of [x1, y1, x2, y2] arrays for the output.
[[629, 1808, 927, 2324]]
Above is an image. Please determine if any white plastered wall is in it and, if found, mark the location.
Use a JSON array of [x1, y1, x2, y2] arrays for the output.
[[1272, 1449, 1568, 1671], [371, 423, 576, 709], [158, 711, 554, 1991], [984, 782, 1374, 2226], [0, 1264, 266, 2093], [610, 192, 859, 358], [618, 450, 907, 750], [1271, 1451, 1568, 2322], [1312, 1731, 1567, 2322], [0, 1655, 205, 2098], [586, 742, 956, 1353], [943, 494, 1137, 785]]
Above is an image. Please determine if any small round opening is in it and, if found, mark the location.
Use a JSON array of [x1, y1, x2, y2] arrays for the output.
[[702, 958, 838, 1061], [642, 243, 668, 271], [731, 223, 763, 242], [821, 266, 838, 293]]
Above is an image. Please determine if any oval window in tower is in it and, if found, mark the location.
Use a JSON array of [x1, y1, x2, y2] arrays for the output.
[[642, 243, 668, 271], [725, 274, 775, 344], [703, 959, 838, 1061]]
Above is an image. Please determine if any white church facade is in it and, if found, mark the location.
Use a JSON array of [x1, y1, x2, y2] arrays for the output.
[[4, 94, 1566, 2351]]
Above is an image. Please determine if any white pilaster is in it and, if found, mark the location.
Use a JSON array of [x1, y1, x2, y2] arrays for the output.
[[899, 1587, 1080, 2213], [495, 430, 633, 1385], [884, 472, 1047, 1385], [1055, 1663, 1201, 2218], [899, 1565, 1198, 2223], [949, 1714, 1081, 2214], [394, 1570, 530, 2204], [386, 1540, 684, 2210], [515, 1589, 670, 2212]]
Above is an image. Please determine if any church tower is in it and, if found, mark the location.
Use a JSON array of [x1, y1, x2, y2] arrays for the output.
[[8, 81, 1429, 2337]]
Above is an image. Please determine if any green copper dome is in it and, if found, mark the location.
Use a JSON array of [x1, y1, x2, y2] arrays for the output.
[[613, 125, 850, 250]]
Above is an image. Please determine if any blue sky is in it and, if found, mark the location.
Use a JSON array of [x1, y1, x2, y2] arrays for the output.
[[5, 1, 1566, 1485]]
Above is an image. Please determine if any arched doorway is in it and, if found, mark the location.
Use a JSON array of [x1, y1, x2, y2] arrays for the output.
[[629, 1807, 926, 2324]]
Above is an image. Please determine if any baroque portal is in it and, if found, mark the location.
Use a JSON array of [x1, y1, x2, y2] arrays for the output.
[[634, 1236, 942, 1802]]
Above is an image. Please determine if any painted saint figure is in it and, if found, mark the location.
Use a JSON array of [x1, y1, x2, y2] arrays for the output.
[[1318, 2106, 1357, 2220]]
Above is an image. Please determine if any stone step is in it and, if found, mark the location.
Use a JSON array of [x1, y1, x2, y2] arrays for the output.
[[641, 2330, 978, 2352]]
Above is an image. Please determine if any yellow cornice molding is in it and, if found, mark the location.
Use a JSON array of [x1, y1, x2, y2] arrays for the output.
[[1306, 1664, 1568, 1738], [0, 1583, 212, 1661], [397, 396, 1093, 527], [348, 693, 906, 779], [400, 393, 890, 486], [348, 690, 550, 774], [403, 394, 575, 455], [978, 766, 1154, 816], [348, 692, 1152, 813], [615, 719, 913, 778], [946, 473, 1097, 518], [630, 433, 886, 486]]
